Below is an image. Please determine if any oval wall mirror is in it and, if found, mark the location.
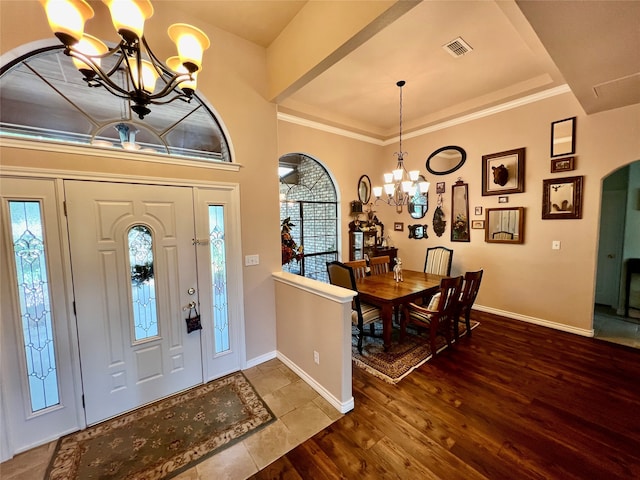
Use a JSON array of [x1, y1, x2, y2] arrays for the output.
[[358, 174, 371, 204], [426, 146, 467, 175]]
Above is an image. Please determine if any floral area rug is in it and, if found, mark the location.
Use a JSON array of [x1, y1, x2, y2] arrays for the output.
[[352, 321, 479, 384], [45, 371, 275, 480]]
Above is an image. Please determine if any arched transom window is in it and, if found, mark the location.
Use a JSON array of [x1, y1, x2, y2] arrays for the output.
[[0, 46, 230, 162]]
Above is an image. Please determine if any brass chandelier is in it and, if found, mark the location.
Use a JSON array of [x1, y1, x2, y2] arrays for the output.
[[39, 0, 210, 119], [373, 80, 429, 207]]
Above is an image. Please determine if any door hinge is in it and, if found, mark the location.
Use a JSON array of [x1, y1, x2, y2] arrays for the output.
[[73, 301, 76, 316], [63, 201, 67, 216], [82, 395, 85, 409]]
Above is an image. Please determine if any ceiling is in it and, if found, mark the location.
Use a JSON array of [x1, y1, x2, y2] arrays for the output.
[[4, 1, 639, 143], [175, 0, 639, 140]]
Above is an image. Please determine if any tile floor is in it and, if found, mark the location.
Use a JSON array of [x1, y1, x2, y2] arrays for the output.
[[0, 358, 342, 480], [593, 304, 640, 348]]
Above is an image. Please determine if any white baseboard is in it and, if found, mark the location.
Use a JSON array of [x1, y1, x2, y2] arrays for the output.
[[245, 350, 277, 369], [276, 352, 354, 414], [474, 304, 594, 337]]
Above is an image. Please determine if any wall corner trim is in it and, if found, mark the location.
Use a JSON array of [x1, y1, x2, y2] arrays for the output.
[[277, 351, 354, 414]]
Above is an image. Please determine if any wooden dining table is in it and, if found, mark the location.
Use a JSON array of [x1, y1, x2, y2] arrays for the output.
[[356, 270, 446, 350]]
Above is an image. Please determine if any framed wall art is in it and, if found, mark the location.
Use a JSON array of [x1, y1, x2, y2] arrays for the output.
[[393, 222, 404, 232], [471, 220, 485, 229], [551, 117, 576, 158], [451, 180, 470, 242], [482, 147, 525, 196], [408, 224, 429, 240], [485, 207, 525, 244], [542, 176, 584, 219], [550, 157, 575, 173]]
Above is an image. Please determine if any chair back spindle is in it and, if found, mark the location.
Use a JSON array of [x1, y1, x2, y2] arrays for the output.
[[370, 255, 390, 275], [344, 259, 367, 279], [326, 261, 381, 353], [454, 270, 483, 339], [424, 246, 453, 276]]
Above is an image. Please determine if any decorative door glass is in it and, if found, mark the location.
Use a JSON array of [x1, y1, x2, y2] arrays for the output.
[[128, 225, 159, 341], [208, 205, 229, 353], [9, 201, 59, 412]]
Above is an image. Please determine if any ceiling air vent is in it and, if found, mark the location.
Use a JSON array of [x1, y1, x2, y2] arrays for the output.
[[443, 37, 473, 57]]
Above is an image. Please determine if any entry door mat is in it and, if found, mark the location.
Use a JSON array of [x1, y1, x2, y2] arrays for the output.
[[45, 371, 275, 479], [353, 321, 479, 384]]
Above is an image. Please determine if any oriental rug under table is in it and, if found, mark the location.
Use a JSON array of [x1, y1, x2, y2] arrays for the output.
[[352, 321, 479, 384]]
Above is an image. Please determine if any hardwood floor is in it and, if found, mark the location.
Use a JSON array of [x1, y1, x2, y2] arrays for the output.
[[250, 311, 640, 479]]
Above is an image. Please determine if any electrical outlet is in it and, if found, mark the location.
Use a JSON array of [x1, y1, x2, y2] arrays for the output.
[[313, 351, 320, 364], [552, 241, 561, 250], [244, 254, 259, 266]]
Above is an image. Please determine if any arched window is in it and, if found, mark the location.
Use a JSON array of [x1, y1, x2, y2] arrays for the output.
[[279, 153, 338, 282], [0, 45, 230, 162]]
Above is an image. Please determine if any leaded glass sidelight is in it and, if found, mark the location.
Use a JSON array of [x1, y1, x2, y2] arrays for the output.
[[208, 206, 229, 353], [128, 225, 159, 341], [9, 201, 60, 412]]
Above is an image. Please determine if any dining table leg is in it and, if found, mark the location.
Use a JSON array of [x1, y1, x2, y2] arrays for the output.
[[381, 303, 394, 351]]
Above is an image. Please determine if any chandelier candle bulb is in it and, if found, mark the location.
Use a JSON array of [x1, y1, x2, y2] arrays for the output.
[[40, 0, 94, 46], [103, 0, 154, 43], [166, 56, 198, 93], [168, 23, 211, 73], [71, 34, 108, 74], [128, 58, 158, 94]]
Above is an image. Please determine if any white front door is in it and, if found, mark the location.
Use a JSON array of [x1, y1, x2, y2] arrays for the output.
[[0, 177, 81, 459], [65, 181, 204, 425]]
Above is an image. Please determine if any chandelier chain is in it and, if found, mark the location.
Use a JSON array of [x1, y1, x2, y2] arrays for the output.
[[398, 82, 403, 158]]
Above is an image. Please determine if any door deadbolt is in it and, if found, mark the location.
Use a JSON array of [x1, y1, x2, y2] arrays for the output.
[[187, 288, 196, 295]]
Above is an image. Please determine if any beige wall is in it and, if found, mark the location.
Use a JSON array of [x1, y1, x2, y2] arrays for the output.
[[0, 5, 282, 364], [278, 94, 640, 333]]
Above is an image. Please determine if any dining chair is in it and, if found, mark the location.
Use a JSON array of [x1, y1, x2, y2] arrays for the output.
[[454, 270, 483, 340], [424, 246, 453, 276], [400, 275, 463, 356], [326, 261, 381, 354], [344, 259, 367, 279], [369, 255, 390, 275]]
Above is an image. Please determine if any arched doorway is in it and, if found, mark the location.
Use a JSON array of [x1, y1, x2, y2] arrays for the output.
[[594, 160, 640, 347], [279, 153, 338, 282]]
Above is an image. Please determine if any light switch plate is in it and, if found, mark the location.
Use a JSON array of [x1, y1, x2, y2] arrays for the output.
[[245, 254, 260, 266]]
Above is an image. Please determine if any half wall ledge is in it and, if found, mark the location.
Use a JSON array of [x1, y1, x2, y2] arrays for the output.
[[272, 271, 355, 413]]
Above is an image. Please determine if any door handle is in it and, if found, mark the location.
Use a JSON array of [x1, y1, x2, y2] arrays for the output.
[[607, 254, 615, 259], [183, 301, 196, 311]]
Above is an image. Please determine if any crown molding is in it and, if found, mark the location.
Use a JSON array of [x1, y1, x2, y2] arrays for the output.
[[278, 84, 572, 145]]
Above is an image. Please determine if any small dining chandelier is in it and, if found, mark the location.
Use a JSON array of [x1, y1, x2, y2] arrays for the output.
[[39, 0, 210, 119], [373, 80, 429, 207]]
